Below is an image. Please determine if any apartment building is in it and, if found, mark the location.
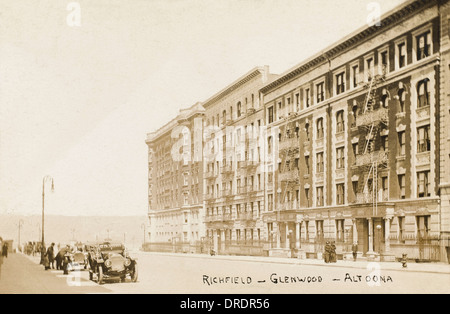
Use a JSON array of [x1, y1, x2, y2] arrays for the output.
[[203, 66, 278, 255], [145, 103, 206, 247], [260, 0, 450, 261]]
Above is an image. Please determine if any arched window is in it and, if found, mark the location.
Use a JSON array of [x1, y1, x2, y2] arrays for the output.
[[417, 79, 430, 108], [237, 102, 242, 117], [381, 88, 390, 108], [316, 118, 324, 139], [398, 87, 406, 113], [222, 110, 227, 125]]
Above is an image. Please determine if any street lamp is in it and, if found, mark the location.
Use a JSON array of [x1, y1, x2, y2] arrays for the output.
[[18, 219, 24, 252], [41, 175, 54, 264], [141, 223, 146, 247]]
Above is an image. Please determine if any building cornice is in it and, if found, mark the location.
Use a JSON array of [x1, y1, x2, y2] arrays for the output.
[[203, 66, 268, 109], [260, 0, 434, 95]]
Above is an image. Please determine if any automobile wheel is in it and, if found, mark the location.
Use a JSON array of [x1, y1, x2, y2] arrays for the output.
[[89, 270, 93, 281], [131, 264, 138, 283], [120, 276, 126, 283], [97, 266, 104, 285]]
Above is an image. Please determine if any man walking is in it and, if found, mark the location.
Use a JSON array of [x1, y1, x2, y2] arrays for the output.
[[46, 243, 55, 269], [2, 241, 8, 258], [352, 242, 358, 262]]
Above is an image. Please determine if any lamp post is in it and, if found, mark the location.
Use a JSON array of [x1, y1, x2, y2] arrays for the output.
[[376, 224, 382, 256], [141, 223, 146, 247], [41, 175, 54, 264], [18, 219, 24, 252]]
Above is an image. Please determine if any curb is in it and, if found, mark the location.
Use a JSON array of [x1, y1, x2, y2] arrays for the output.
[[141, 251, 450, 275]]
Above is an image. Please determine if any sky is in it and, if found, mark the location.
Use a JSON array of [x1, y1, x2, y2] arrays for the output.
[[0, 0, 406, 217]]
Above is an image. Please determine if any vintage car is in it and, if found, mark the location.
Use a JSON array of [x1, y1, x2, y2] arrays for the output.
[[70, 251, 89, 270], [87, 242, 138, 284]]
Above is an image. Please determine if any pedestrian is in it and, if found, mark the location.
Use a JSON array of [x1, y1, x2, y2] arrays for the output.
[[330, 241, 337, 263], [324, 241, 331, 263], [2, 241, 8, 258], [46, 243, 55, 269], [0, 237, 3, 280], [352, 242, 358, 262]]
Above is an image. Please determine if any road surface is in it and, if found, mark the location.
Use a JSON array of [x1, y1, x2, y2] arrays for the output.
[[0, 252, 449, 294]]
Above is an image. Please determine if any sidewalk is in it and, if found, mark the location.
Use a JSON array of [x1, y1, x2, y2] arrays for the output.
[[140, 251, 450, 275]]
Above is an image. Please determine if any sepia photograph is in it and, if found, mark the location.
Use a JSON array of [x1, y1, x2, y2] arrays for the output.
[[0, 0, 449, 299]]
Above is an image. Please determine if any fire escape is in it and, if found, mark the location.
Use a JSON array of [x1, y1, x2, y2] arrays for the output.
[[354, 71, 388, 215], [278, 122, 300, 213]]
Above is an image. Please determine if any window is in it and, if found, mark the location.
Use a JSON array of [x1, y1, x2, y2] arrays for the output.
[[305, 122, 310, 141], [295, 93, 300, 111], [316, 82, 325, 103], [379, 49, 389, 74], [335, 72, 345, 95], [398, 131, 406, 156], [336, 183, 345, 205], [352, 143, 359, 164], [316, 118, 324, 139], [397, 42, 406, 69], [305, 88, 311, 108], [268, 136, 273, 154], [381, 134, 388, 151], [417, 215, 430, 238], [417, 125, 430, 153], [381, 89, 389, 108], [268, 106, 274, 124], [417, 79, 430, 108], [316, 186, 324, 207], [336, 110, 344, 133], [352, 180, 358, 196], [305, 188, 310, 207], [305, 155, 310, 174], [382, 176, 388, 200], [237, 102, 242, 117], [222, 110, 227, 125], [336, 219, 345, 242], [351, 64, 359, 88], [268, 194, 273, 211], [365, 57, 374, 81], [416, 31, 431, 61], [398, 87, 406, 113], [398, 216, 405, 242], [316, 152, 324, 173], [336, 147, 345, 169], [316, 220, 324, 240], [417, 171, 430, 198]]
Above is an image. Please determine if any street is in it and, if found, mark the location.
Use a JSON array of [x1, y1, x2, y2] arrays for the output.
[[0, 252, 449, 294]]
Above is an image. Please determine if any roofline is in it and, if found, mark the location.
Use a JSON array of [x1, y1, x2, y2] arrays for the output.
[[202, 66, 270, 108], [260, 0, 435, 94], [146, 102, 205, 143]]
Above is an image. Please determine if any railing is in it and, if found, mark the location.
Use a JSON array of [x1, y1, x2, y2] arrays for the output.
[[279, 137, 299, 152], [277, 200, 299, 211], [221, 165, 233, 174], [237, 212, 254, 221], [279, 170, 300, 182], [355, 107, 388, 127], [355, 150, 388, 166]]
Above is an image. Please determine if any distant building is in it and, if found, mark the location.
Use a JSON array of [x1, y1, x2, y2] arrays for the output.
[[146, 103, 206, 248]]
